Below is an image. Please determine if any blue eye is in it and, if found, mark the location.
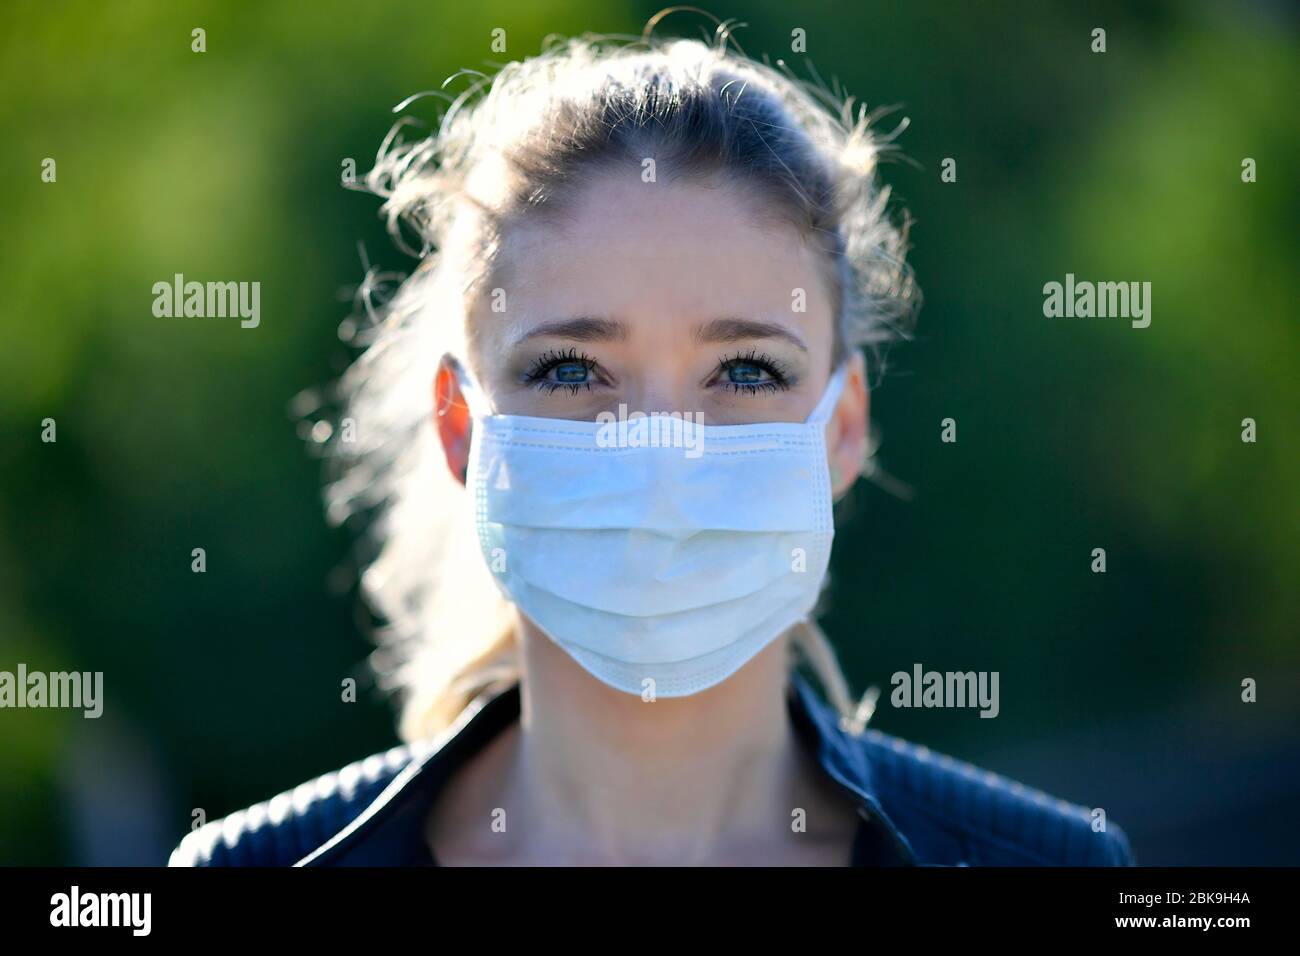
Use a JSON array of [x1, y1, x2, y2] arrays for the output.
[[524, 348, 600, 394], [553, 362, 590, 384], [713, 350, 791, 395], [727, 362, 768, 385]]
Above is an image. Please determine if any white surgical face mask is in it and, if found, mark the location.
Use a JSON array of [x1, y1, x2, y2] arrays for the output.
[[456, 358, 849, 698]]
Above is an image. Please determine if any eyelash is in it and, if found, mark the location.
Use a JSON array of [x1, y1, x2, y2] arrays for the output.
[[523, 347, 599, 394], [521, 347, 793, 396], [712, 350, 792, 395]]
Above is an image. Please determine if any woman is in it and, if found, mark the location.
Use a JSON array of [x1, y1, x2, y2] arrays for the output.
[[171, 20, 1135, 867]]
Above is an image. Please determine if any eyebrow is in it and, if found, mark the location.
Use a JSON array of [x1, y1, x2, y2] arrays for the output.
[[695, 318, 808, 352], [511, 317, 629, 346], [509, 316, 808, 351]]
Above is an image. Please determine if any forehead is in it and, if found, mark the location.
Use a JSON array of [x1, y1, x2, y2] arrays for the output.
[[479, 173, 836, 342]]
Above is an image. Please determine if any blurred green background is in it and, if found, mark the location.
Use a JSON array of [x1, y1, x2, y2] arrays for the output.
[[1, 0, 1296, 865]]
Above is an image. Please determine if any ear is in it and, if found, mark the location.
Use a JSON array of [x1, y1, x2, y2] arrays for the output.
[[826, 351, 869, 500], [433, 355, 473, 486]]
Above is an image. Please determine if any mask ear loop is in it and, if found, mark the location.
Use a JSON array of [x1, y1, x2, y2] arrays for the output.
[[438, 354, 490, 486], [805, 361, 852, 426], [440, 352, 492, 420]]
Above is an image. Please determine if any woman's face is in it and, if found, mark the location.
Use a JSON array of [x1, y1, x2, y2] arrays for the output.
[[437, 171, 869, 489], [476, 172, 844, 421]]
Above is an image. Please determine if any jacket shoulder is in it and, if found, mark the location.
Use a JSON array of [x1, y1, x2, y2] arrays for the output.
[[169, 742, 417, 866], [857, 729, 1136, 866]]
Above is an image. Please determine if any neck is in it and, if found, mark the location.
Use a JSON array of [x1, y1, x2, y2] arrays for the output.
[[510, 613, 804, 864]]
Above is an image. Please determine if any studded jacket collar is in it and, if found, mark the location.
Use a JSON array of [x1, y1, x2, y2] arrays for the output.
[[171, 671, 1135, 867]]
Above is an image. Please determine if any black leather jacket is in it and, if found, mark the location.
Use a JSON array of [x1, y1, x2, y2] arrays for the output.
[[170, 671, 1136, 866]]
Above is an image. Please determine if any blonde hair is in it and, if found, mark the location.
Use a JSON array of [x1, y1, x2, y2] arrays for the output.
[[308, 16, 918, 741]]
